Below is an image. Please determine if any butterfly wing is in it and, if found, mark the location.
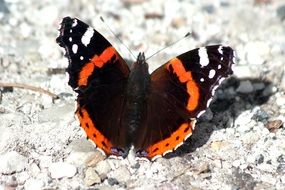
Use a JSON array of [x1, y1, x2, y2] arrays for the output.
[[134, 45, 235, 160], [56, 17, 130, 157]]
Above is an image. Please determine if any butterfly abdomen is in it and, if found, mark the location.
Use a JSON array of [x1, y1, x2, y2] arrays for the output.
[[122, 53, 150, 143]]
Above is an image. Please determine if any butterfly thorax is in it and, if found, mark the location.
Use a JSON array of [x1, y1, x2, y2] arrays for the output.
[[122, 52, 150, 144]]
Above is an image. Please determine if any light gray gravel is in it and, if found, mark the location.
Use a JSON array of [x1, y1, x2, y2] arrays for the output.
[[0, 0, 285, 189]]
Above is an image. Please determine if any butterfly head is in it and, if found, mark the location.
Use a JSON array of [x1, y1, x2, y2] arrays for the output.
[[130, 52, 149, 74], [137, 52, 145, 63]]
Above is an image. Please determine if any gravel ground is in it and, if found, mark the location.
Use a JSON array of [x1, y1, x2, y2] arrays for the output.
[[0, 0, 285, 189]]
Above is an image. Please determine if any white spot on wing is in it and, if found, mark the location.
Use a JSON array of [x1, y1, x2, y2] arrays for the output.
[[96, 147, 106, 156], [208, 69, 216, 79], [162, 150, 173, 156], [200, 78, 205, 82], [57, 22, 62, 30], [207, 98, 213, 107], [136, 157, 150, 162], [81, 27, 94, 46], [218, 77, 225, 84], [212, 85, 219, 95], [184, 132, 192, 141], [233, 50, 237, 64], [109, 155, 123, 160], [218, 46, 223, 54], [72, 19, 78, 27], [87, 138, 97, 148], [233, 50, 237, 58], [151, 154, 162, 161], [191, 119, 197, 130], [218, 64, 221, 69], [197, 110, 206, 118], [72, 44, 78, 54], [69, 37, 72, 42], [198, 47, 209, 67], [57, 30, 60, 38], [174, 142, 184, 150], [80, 56, 84, 60], [70, 29, 72, 33]]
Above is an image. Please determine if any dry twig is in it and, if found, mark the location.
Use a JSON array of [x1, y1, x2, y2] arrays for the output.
[[0, 82, 59, 99]]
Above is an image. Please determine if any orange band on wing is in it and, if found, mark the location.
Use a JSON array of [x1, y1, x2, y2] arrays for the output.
[[76, 107, 113, 155], [166, 58, 200, 111], [146, 120, 195, 159], [78, 46, 118, 86]]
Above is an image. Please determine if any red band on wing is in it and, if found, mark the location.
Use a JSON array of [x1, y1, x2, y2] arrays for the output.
[[145, 120, 195, 159], [78, 46, 118, 86], [166, 58, 200, 111], [76, 107, 113, 155]]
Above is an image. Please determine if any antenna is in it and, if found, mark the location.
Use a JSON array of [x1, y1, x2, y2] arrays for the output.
[[146, 32, 191, 61], [100, 16, 136, 60]]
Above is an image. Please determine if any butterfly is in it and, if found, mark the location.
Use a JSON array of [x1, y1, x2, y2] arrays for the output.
[[56, 17, 235, 161]]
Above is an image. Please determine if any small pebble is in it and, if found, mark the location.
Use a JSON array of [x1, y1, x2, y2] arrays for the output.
[[236, 80, 254, 94], [0, 0, 9, 14], [255, 154, 264, 165], [252, 82, 265, 91], [111, 166, 131, 183], [94, 161, 111, 175], [277, 4, 285, 21], [84, 167, 101, 186], [24, 179, 45, 190], [107, 177, 119, 186], [85, 151, 106, 167], [277, 155, 285, 163], [266, 120, 283, 133], [277, 163, 285, 174], [245, 42, 269, 65], [49, 162, 77, 179], [0, 151, 28, 174], [29, 163, 41, 177]]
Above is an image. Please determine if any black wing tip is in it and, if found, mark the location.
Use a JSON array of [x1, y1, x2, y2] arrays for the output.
[[56, 16, 77, 45]]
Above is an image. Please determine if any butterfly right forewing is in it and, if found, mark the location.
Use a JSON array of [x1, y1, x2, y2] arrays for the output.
[[134, 45, 235, 160]]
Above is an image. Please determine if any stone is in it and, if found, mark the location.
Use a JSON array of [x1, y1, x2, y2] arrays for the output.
[[236, 80, 254, 94], [111, 166, 131, 183], [255, 154, 265, 164], [66, 152, 96, 167], [49, 162, 77, 179], [200, 108, 213, 121], [29, 163, 41, 177], [38, 103, 75, 122], [0, 151, 28, 174], [84, 167, 101, 186], [107, 177, 119, 186], [24, 179, 45, 190], [252, 82, 265, 91], [85, 152, 106, 167], [245, 41, 270, 65], [277, 4, 285, 21], [94, 161, 111, 175], [0, 0, 9, 14]]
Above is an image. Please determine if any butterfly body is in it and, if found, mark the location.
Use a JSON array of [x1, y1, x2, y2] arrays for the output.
[[123, 52, 150, 148], [56, 17, 235, 160]]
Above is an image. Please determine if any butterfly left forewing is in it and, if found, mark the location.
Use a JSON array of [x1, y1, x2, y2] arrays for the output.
[[134, 45, 235, 160], [56, 17, 130, 157]]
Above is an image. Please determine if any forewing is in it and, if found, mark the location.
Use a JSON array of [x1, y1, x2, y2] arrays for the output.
[[56, 17, 130, 157], [134, 45, 235, 160]]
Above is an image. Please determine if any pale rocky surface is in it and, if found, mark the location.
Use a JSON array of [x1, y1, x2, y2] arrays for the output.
[[0, 0, 285, 189]]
